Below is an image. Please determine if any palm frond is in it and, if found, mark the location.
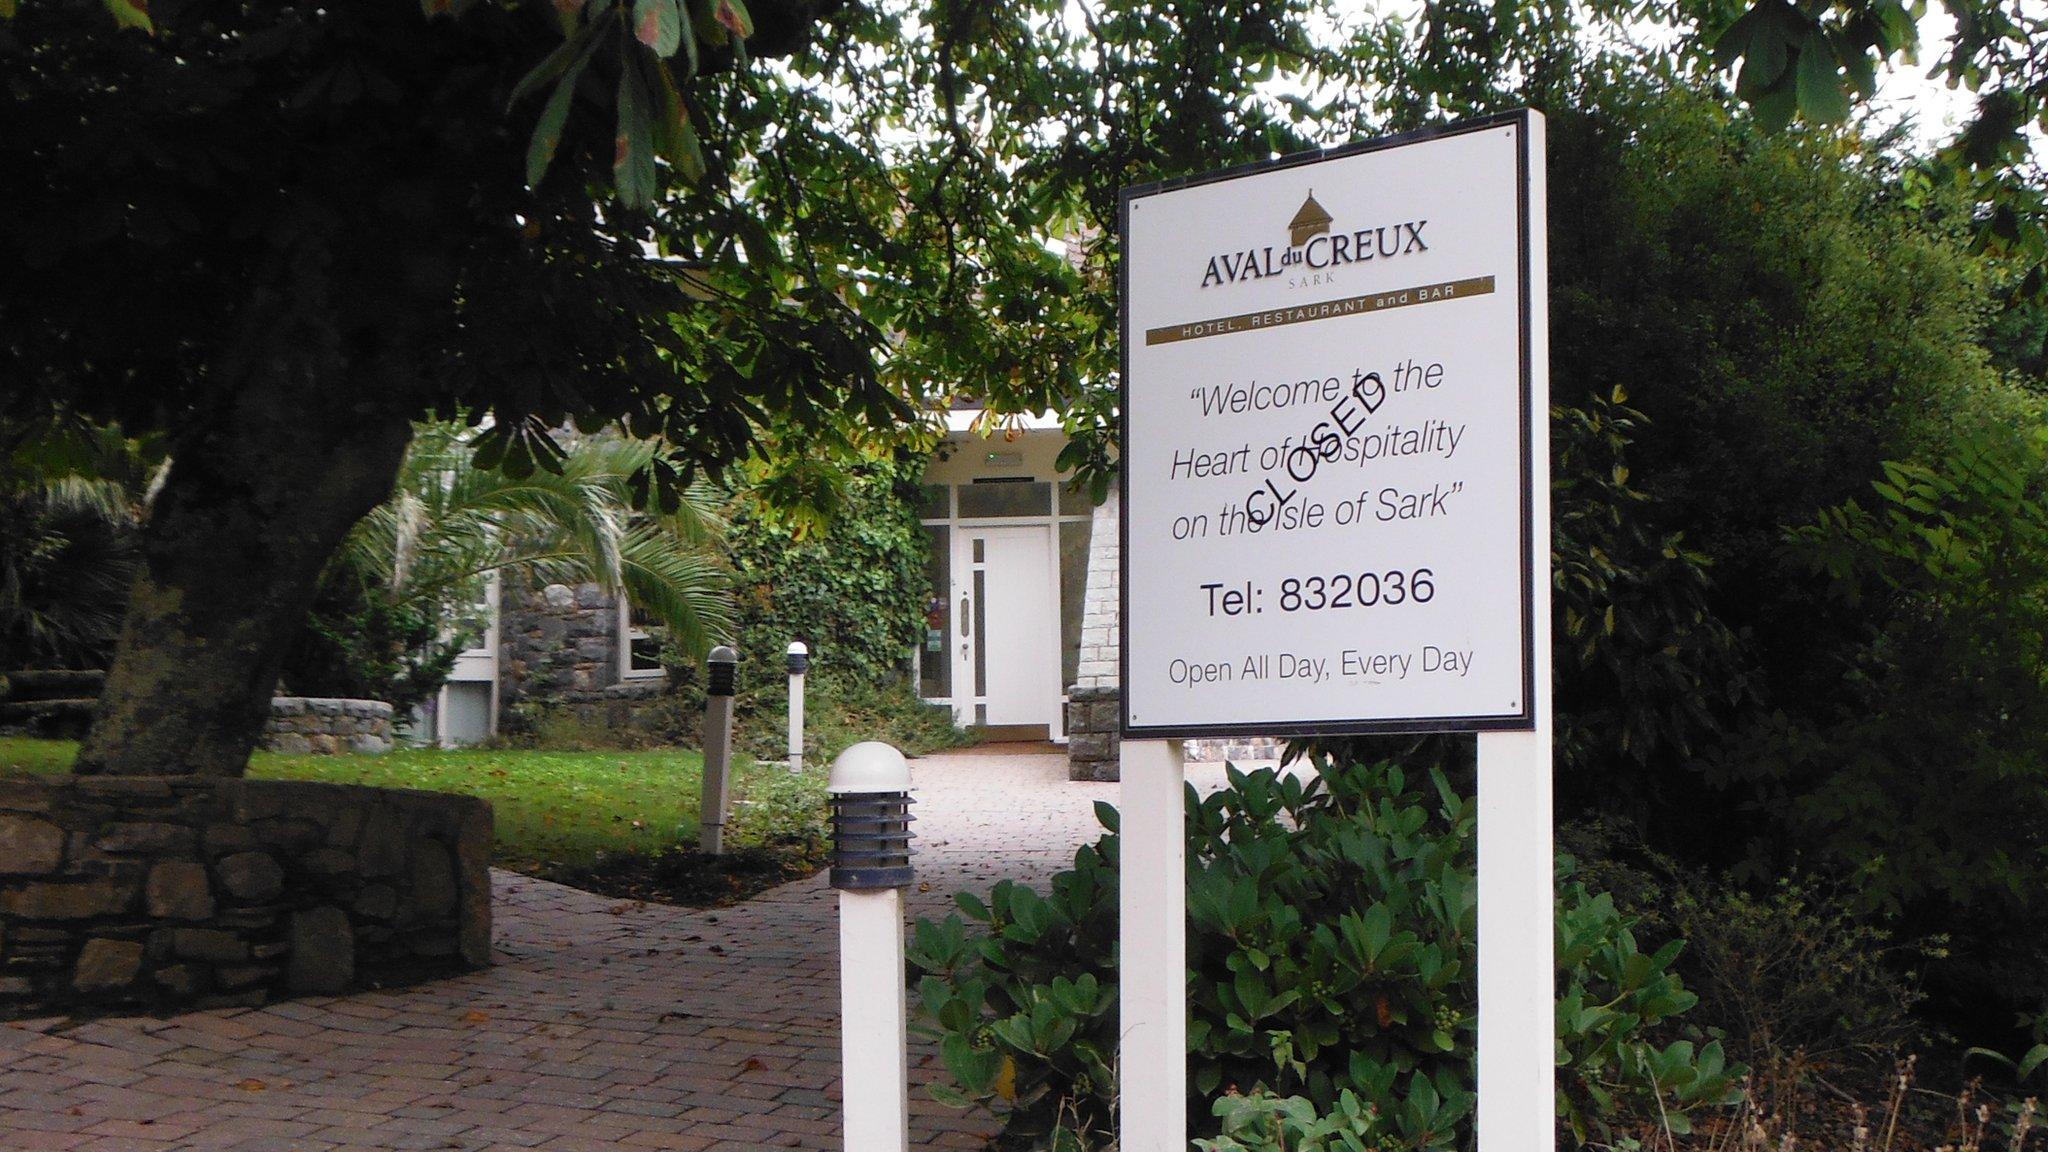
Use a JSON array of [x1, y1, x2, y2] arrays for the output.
[[36, 473, 139, 524], [616, 522, 734, 662], [331, 422, 734, 673]]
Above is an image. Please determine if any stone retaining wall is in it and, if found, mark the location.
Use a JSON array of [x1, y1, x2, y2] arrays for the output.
[[540, 681, 684, 740], [0, 777, 490, 1018], [263, 697, 395, 755]]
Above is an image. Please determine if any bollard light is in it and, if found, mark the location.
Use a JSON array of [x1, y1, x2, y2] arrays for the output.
[[699, 645, 739, 855], [829, 740, 914, 1152], [827, 741, 914, 890], [707, 645, 738, 695], [785, 641, 809, 776]]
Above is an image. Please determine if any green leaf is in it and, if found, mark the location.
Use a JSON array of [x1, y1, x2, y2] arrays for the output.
[[614, 60, 659, 207], [1234, 967, 1270, 1019], [1752, 80, 1798, 131], [2019, 1044, 2048, 1080], [674, 0, 701, 77], [1795, 35, 1851, 122], [508, 25, 596, 112], [653, 63, 706, 183], [1736, 24, 1788, 99], [633, 0, 682, 56], [1710, 3, 1766, 68], [524, 36, 601, 190], [713, 0, 753, 38], [0, 0, 18, 19], [102, 0, 151, 32], [1837, 33, 1878, 98]]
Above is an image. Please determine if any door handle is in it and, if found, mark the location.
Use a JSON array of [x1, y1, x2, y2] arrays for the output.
[[959, 594, 971, 636]]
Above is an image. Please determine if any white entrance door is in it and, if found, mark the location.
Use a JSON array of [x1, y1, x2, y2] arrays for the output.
[[953, 526, 1061, 731]]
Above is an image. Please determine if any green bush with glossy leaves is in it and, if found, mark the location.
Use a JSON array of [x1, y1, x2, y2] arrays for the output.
[[908, 759, 1741, 1150]]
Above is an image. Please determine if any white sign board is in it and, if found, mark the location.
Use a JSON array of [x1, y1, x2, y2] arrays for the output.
[[1120, 115, 1539, 737]]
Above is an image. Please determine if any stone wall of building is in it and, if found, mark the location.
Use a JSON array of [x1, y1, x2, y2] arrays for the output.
[[1072, 488, 1121, 692], [0, 777, 490, 1018], [261, 698, 394, 755], [495, 580, 688, 739], [1067, 489, 1123, 781], [546, 681, 687, 743], [1065, 684, 1121, 782], [498, 581, 625, 708]]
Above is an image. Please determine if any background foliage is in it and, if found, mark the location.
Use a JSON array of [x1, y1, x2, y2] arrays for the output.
[[1533, 72, 2048, 1036]]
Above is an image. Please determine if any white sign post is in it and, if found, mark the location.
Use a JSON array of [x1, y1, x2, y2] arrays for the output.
[[1118, 111, 1550, 1150]]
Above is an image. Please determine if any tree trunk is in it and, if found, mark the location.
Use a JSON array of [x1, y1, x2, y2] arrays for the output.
[[74, 403, 414, 777], [72, 245, 426, 778]]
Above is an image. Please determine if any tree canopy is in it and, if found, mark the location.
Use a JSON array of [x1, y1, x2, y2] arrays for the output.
[[0, 0, 2041, 778]]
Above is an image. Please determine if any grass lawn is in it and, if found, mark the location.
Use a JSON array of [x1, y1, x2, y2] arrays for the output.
[[0, 737, 809, 875]]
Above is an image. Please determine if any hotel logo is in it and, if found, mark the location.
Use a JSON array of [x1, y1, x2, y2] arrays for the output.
[[1198, 191, 1428, 288]]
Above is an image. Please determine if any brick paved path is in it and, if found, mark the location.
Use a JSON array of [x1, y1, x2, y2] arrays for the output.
[[0, 749, 1236, 1151]]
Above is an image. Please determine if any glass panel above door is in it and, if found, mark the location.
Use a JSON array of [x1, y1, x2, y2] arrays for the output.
[[958, 479, 1051, 518]]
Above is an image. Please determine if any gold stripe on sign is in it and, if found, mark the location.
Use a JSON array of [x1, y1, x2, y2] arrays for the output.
[[1144, 275, 1497, 346]]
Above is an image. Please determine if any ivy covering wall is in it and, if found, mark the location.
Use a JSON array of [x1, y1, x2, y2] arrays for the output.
[[723, 454, 932, 695]]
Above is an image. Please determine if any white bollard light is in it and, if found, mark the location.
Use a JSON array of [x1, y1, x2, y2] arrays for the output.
[[828, 741, 914, 1152], [699, 645, 738, 855], [787, 641, 810, 775]]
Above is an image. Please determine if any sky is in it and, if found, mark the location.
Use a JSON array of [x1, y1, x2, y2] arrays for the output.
[[1346, 0, 2044, 164], [1866, 9, 1994, 152]]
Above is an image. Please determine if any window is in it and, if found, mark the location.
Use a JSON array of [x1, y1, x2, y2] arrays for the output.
[[618, 597, 667, 680]]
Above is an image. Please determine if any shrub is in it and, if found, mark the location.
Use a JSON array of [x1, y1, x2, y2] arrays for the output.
[[1561, 819, 1934, 1091], [1725, 427, 2048, 1019], [1656, 871, 1931, 1083], [908, 760, 1741, 1150], [280, 552, 467, 717], [724, 764, 829, 849], [653, 451, 970, 763], [735, 672, 975, 764], [1196, 1090, 1378, 1152]]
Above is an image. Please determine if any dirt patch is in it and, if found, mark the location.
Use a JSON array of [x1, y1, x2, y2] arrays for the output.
[[536, 837, 830, 908]]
